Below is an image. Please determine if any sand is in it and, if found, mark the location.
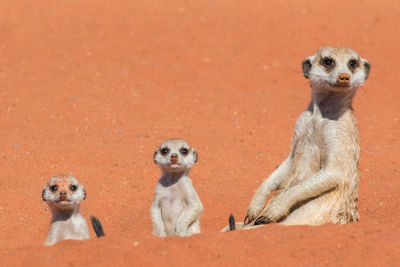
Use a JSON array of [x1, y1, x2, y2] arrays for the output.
[[0, 0, 399, 265]]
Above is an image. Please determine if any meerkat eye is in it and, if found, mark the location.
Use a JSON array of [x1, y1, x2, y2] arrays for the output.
[[50, 185, 58, 192], [348, 59, 359, 69], [160, 147, 170, 156], [322, 58, 334, 67], [70, 185, 77, 191], [180, 147, 189, 155]]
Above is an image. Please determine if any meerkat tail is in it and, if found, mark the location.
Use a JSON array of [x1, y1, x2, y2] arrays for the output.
[[229, 214, 236, 231], [90, 216, 105, 237]]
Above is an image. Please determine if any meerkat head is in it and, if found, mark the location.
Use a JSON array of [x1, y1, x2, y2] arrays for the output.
[[154, 138, 198, 173], [302, 47, 370, 92], [42, 174, 86, 210]]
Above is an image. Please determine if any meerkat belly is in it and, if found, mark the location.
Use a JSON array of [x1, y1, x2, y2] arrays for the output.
[[283, 127, 322, 188], [292, 142, 320, 183], [160, 188, 186, 236], [49, 218, 90, 242]]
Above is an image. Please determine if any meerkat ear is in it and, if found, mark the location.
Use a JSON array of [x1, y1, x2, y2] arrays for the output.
[[153, 150, 158, 163], [362, 59, 370, 80], [42, 188, 46, 201], [83, 188, 87, 200], [302, 57, 313, 79], [193, 150, 198, 163]]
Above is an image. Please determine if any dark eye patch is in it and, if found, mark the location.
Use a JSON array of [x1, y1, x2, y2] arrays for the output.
[[50, 185, 58, 192], [321, 57, 334, 66], [70, 185, 77, 191], [323, 58, 332, 66], [348, 59, 359, 70], [320, 57, 335, 72], [160, 147, 170, 155], [180, 147, 189, 155]]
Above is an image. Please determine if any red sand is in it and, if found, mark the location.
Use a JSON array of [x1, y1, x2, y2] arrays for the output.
[[0, 0, 399, 265]]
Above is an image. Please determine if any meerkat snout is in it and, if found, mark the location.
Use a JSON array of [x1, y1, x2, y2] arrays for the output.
[[170, 153, 179, 164], [337, 73, 350, 85], [59, 190, 67, 200]]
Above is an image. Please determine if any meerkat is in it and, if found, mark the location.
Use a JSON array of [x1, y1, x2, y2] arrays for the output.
[[151, 138, 203, 237], [42, 174, 105, 246], [223, 47, 370, 231]]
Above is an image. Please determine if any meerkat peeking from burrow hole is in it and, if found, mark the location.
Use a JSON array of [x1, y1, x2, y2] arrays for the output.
[[224, 47, 370, 231], [42, 174, 105, 246], [151, 138, 203, 237]]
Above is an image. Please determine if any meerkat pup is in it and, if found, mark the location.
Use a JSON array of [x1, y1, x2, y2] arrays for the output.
[[151, 138, 203, 237], [42, 174, 105, 246], [224, 47, 370, 231]]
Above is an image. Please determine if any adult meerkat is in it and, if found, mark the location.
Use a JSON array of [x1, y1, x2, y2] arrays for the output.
[[224, 47, 370, 231], [42, 174, 105, 246], [151, 138, 203, 237]]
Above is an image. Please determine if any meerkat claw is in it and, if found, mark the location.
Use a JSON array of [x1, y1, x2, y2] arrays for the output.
[[254, 217, 272, 225], [243, 215, 251, 225]]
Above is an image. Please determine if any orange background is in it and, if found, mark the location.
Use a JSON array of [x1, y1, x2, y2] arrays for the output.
[[0, 0, 399, 265]]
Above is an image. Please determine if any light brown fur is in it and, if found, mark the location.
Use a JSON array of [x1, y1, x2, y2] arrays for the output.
[[42, 174, 90, 246], [151, 138, 203, 237], [42, 174, 104, 245], [223, 47, 370, 230]]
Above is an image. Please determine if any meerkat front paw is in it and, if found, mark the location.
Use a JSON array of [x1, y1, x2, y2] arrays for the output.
[[254, 197, 290, 225], [246, 197, 266, 223], [246, 206, 262, 223]]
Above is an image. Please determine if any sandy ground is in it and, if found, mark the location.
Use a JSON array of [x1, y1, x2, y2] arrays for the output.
[[0, 0, 399, 265]]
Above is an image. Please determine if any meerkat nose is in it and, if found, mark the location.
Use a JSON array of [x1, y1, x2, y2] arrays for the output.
[[60, 191, 67, 197], [170, 153, 178, 163], [337, 73, 350, 84]]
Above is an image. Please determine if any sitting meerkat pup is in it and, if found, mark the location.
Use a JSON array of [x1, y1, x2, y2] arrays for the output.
[[224, 47, 370, 231], [151, 138, 203, 237], [42, 174, 105, 245]]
